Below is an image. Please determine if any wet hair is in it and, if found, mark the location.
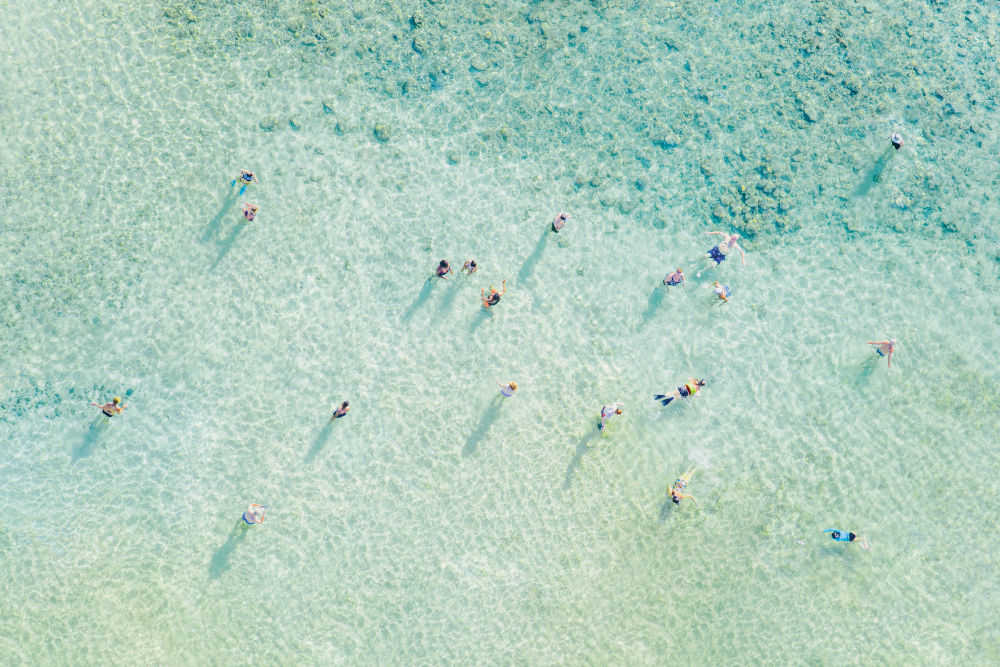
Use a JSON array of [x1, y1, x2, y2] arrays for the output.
[[615, 408, 623, 414], [470, 260, 477, 268], [671, 494, 680, 504], [696, 379, 706, 387], [112, 397, 120, 404], [439, 260, 449, 267], [508, 382, 518, 391], [341, 401, 349, 408]]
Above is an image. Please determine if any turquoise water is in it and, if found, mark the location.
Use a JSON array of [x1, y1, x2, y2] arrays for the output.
[[2, 0, 999, 662]]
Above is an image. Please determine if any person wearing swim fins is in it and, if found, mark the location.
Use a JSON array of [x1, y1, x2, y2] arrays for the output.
[[669, 468, 699, 506], [824, 528, 869, 549], [655, 378, 705, 406], [232, 169, 258, 195]]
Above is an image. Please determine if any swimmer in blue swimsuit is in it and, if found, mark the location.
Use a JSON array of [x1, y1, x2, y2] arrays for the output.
[[232, 169, 257, 195], [696, 231, 746, 277], [824, 528, 869, 549], [867, 339, 896, 367], [242, 504, 266, 525]]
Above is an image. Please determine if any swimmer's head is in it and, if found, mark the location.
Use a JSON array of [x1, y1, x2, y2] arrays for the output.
[[696, 379, 706, 387], [676, 268, 682, 273], [341, 401, 349, 408], [889, 339, 897, 347], [508, 382, 518, 391], [470, 260, 477, 268], [112, 397, 120, 404], [615, 408, 623, 415], [439, 260, 448, 267]]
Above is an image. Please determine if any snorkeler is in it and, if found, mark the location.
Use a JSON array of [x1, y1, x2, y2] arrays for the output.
[[496, 380, 518, 397], [712, 281, 730, 302], [436, 260, 452, 279], [598, 402, 624, 431], [481, 280, 506, 307], [867, 339, 896, 367], [551, 211, 570, 232], [91, 396, 127, 418], [654, 378, 706, 406], [696, 231, 746, 277], [889, 132, 903, 150], [242, 202, 259, 221], [242, 504, 267, 525], [331, 401, 350, 420], [462, 260, 478, 274], [824, 528, 869, 549], [663, 268, 684, 287], [669, 468, 699, 506]]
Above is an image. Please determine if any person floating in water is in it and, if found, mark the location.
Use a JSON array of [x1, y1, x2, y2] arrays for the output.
[[91, 396, 127, 418], [696, 231, 745, 277], [868, 339, 896, 367], [232, 169, 258, 195], [462, 259, 478, 274], [669, 468, 699, 506], [481, 280, 506, 307], [436, 260, 452, 279], [242, 504, 267, 525], [663, 268, 684, 287], [824, 528, 869, 549], [655, 378, 705, 406], [242, 202, 259, 222], [598, 402, 624, 431], [331, 401, 350, 420], [551, 211, 570, 232], [889, 132, 903, 150], [712, 281, 730, 302]]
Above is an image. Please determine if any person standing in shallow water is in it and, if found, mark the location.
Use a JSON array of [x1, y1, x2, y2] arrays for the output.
[[91, 396, 127, 418], [331, 401, 350, 420], [890, 132, 903, 150], [436, 260, 452, 279], [551, 211, 569, 232], [481, 280, 506, 307], [868, 339, 896, 367], [496, 380, 518, 397], [663, 268, 684, 287], [598, 402, 623, 431], [242, 504, 266, 525]]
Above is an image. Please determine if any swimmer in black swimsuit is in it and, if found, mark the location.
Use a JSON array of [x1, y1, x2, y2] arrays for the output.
[[436, 260, 452, 279], [91, 396, 127, 418]]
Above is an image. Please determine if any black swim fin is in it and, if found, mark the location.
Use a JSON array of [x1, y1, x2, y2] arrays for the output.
[[654, 394, 666, 400], [660, 397, 673, 406]]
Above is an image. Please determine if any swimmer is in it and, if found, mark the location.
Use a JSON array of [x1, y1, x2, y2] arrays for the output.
[[696, 232, 746, 277], [712, 281, 730, 302], [889, 132, 903, 150], [481, 279, 506, 307], [237, 170, 258, 185], [496, 380, 518, 397], [331, 401, 350, 420], [436, 260, 452, 279], [91, 396, 127, 418], [598, 402, 624, 431], [242, 202, 259, 222], [551, 211, 570, 232], [824, 528, 869, 549], [663, 268, 684, 287], [867, 339, 896, 367], [669, 468, 699, 506], [462, 260, 478, 274], [242, 504, 267, 525], [654, 378, 706, 406]]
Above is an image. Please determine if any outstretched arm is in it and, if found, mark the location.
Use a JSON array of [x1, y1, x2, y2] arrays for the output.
[[738, 247, 746, 266], [886, 349, 893, 367], [706, 231, 726, 237], [868, 341, 889, 346]]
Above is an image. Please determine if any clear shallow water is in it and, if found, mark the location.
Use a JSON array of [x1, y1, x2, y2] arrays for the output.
[[2, 0, 999, 663]]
